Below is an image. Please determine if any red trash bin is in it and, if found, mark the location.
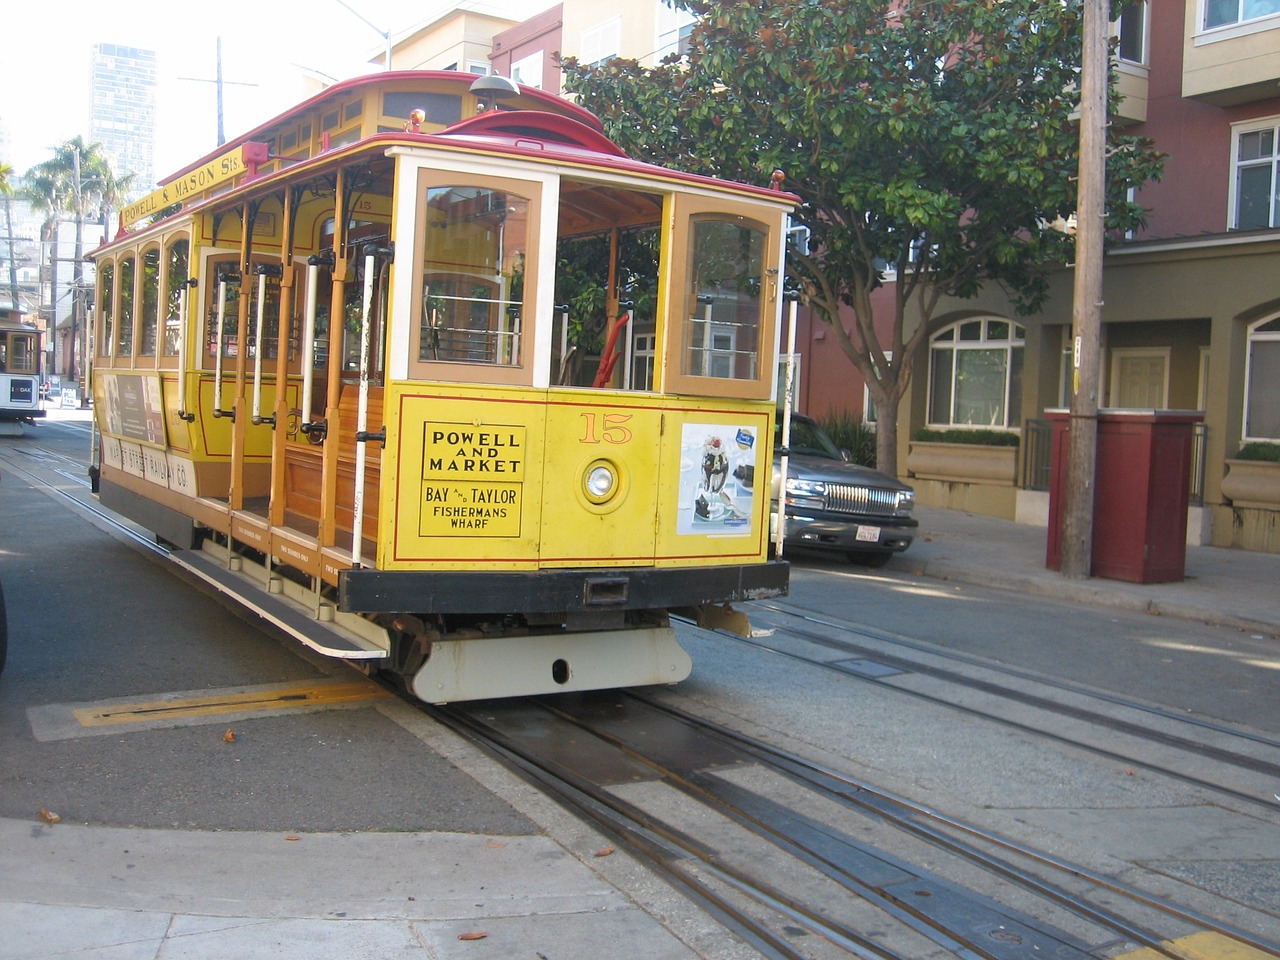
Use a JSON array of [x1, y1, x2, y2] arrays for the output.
[[1046, 409, 1202, 583]]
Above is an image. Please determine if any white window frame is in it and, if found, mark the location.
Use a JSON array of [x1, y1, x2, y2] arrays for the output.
[[632, 332, 656, 392], [1228, 116, 1280, 231], [1115, 0, 1148, 65], [655, 2, 698, 60], [862, 351, 891, 425], [1200, 0, 1280, 33], [926, 318, 1025, 429], [581, 17, 621, 68], [511, 51, 544, 90], [1243, 313, 1280, 442]]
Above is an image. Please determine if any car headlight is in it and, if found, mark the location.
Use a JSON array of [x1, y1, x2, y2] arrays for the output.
[[897, 490, 915, 515], [784, 477, 826, 510], [785, 478, 826, 497]]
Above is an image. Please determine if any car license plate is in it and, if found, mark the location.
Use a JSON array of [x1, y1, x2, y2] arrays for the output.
[[855, 525, 881, 543]]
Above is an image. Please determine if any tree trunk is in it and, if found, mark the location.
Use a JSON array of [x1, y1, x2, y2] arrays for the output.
[[874, 389, 901, 478]]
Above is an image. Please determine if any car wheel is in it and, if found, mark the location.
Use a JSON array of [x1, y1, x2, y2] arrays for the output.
[[846, 551, 892, 568]]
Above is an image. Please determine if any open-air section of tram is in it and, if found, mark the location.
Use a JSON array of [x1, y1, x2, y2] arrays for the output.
[[86, 70, 800, 704]]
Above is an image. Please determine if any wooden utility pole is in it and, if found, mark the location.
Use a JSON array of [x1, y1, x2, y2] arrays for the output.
[[1060, 0, 1109, 578], [179, 37, 257, 148]]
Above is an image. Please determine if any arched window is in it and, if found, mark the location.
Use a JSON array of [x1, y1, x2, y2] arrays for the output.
[[927, 318, 1024, 429], [117, 256, 135, 356], [1244, 314, 1280, 441], [97, 263, 114, 358], [139, 247, 160, 357]]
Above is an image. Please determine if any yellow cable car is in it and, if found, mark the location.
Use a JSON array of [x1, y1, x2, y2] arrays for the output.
[[88, 71, 796, 702]]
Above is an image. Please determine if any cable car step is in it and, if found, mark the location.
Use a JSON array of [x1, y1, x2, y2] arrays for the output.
[[170, 548, 387, 660]]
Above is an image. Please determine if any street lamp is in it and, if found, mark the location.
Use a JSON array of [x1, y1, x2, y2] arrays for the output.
[[333, 0, 394, 71]]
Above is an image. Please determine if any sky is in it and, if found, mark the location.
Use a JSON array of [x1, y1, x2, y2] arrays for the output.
[[1, 0, 535, 177]]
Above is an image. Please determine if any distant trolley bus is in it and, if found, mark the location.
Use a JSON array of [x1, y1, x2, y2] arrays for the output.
[[0, 308, 45, 434], [87, 70, 795, 702]]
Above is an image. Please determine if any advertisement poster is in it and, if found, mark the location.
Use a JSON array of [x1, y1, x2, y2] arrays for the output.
[[677, 423, 757, 536], [102, 372, 167, 447]]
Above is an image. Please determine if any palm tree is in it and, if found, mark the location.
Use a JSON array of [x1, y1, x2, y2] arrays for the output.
[[21, 138, 134, 380], [2, 163, 20, 315]]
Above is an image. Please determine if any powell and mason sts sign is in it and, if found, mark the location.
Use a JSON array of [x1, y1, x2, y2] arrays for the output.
[[119, 142, 270, 231]]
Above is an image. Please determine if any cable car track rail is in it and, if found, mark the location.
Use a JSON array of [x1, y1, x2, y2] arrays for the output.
[[432, 692, 1280, 960], [688, 607, 1280, 814], [757, 601, 1280, 754]]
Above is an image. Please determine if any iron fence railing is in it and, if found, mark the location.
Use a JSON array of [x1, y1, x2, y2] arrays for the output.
[[1020, 417, 1206, 507]]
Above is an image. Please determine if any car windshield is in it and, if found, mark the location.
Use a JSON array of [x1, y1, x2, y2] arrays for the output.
[[776, 417, 842, 460]]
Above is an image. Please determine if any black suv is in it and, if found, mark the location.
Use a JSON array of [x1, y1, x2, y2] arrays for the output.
[[771, 413, 916, 566]]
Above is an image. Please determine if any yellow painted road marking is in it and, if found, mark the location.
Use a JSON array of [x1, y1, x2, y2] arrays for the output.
[[71, 681, 393, 728], [1111, 932, 1279, 960]]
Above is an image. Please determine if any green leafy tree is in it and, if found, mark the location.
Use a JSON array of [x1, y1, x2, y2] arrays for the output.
[[0, 162, 13, 197], [563, 0, 1163, 475]]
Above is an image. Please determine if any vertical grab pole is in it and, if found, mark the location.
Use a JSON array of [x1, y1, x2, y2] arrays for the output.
[[213, 276, 229, 418], [250, 263, 281, 426], [351, 245, 387, 568], [176, 279, 196, 422], [775, 293, 799, 559], [251, 268, 268, 423], [300, 257, 320, 431], [622, 307, 634, 390]]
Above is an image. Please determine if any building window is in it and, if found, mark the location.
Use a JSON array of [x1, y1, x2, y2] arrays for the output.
[[1204, 0, 1280, 29], [632, 332, 655, 391], [656, 3, 698, 60], [1244, 315, 1280, 441], [862, 353, 890, 425], [511, 52, 543, 89], [1231, 118, 1280, 230], [927, 318, 1024, 428], [1117, 0, 1147, 63], [580, 17, 621, 68]]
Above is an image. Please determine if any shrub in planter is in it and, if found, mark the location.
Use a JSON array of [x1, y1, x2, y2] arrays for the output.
[[912, 428, 1019, 447], [1236, 441, 1280, 463], [817, 411, 877, 467]]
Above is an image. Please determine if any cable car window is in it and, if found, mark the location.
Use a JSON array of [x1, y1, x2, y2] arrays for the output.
[[205, 257, 241, 365], [384, 92, 462, 127], [249, 260, 285, 362], [8, 333, 36, 372], [118, 256, 136, 357], [418, 186, 528, 366], [684, 217, 765, 381], [139, 248, 160, 356], [98, 263, 114, 358], [163, 239, 189, 356]]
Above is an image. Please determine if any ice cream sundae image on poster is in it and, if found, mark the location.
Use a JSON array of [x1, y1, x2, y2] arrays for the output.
[[677, 423, 757, 535]]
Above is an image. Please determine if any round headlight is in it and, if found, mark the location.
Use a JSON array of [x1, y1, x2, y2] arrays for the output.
[[586, 463, 616, 500]]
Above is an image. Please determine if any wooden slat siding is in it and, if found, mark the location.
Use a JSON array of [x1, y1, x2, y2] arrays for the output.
[[282, 384, 382, 542]]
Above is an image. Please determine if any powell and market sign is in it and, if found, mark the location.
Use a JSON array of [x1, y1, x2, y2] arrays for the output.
[[119, 142, 269, 231]]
